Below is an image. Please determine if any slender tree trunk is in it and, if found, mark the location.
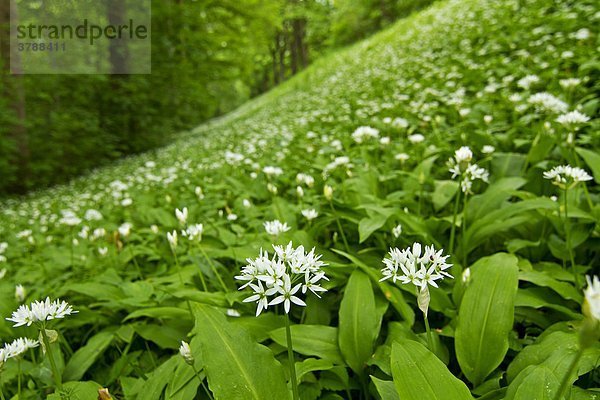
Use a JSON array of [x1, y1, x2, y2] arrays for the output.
[[278, 32, 286, 82], [107, 0, 129, 74], [1, 0, 29, 193]]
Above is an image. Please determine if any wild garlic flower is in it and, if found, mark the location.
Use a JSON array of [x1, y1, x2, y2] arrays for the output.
[[179, 341, 194, 365], [323, 185, 333, 201], [584, 275, 600, 321], [408, 134, 425, 144], [482, 145, 495, 154], [448, 146, 489, 194], [15, 284, 25, 302], [380, 243, 452, 289], [296, 173, 315, 187], [235, 243, 328, 315], [352, 126, 380, 143], [543, 165, 593, 189], [182, 223, 203, 241], [6, 297, 77, 327], [556, 110, 590, 127], [392, 224, 402, 238], [118, 222, 132, 238], [175, 207, 188, 225], [2, 337, 39, 360], [517, 75, 540, 90], [559, 78, 581, 89], [167, 230, 178, 249], [264, 220, 291, 236], [59, 210, 82, 226], [395, 153, 409, 163], [301, 209, 319, 221], [528, 92, 568, 114]]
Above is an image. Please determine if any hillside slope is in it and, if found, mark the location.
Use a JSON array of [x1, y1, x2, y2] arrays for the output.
[[0, 0, 598, 397]]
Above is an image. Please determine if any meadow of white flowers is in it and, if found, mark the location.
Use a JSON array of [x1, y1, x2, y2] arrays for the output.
[[0, 0, 598, 398]]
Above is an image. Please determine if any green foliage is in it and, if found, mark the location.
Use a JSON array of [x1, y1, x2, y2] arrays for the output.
[[0, 0, 598, 398], [455, 253, 519, 386], [390, 340, 473, 400]]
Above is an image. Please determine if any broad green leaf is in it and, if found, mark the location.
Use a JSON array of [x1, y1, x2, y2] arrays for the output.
[[432, 180, 459, 211], [504, 366, 560, 400], [371, 376, 400, 400], [519, 270, 582, 303], [507, 331, 600, 383], [192, 304, 290, 400], [47, 381, 102, 400], [358, 214, 388, 243], [124, 307, 190, 321], [141, 356, 180, 400], [133, 323, 185, 349], [391, 340, 472, 400], [63, 331, 114, 381], [295, 358, 333, 383], [270, 325, 344, 364], [576, 147, 600, 184], [455, 253, 519, 386], [338, 269, 380, 374]]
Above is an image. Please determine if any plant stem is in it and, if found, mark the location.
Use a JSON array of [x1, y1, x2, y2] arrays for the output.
[[284, 313, 299, 400], [198, 244, 227, 292], [0, 373, 6, 400], [192, 364, 214, 400], [17, 359, 21, 399], [563, 188, 580, 290], [553, 347, 583, 400], [40, 327, 62, 391], [423, 313, 435, 354], [462, 194, 469, 267], [449, 188, 461, 255], [329, 202, 350, 252]]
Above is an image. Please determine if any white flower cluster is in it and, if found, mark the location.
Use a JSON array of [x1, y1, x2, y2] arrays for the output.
[[301, 209, 319, 221], [528, 92, 568, 114], [543, 165, 593, 189], [584, 275, 600, 321], [235, 242, 328, 315], [380, 243, 453, 289], [556, 110, 590, 127], [296, 173, 315, 187], [182, 223, 203, 241], [448, 146, 489, 194], [1, 337, 39, 364], [264, 220, 291, 236], [352, 126, 380, 143], [6, 297, 78, 327], [517, 74, 540, 90]]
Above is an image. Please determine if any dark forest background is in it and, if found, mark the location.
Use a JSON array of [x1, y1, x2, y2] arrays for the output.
[[0, 0, 434, 195]]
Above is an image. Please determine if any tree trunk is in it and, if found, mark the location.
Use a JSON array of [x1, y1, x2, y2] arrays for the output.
[[1, 0, 29, 193], [107, 0, 129, 74]]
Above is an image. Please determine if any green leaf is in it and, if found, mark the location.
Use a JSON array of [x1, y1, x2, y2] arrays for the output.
[[504, 366, 560, 400], [519, 270, 582, 302], [455, 253, 519, 386], [507, 331, 600, 383], [124, 307, 190, 321], [371, 376, 400, 400], [358, 214, 388, 243], [192, 304, 290, 400], [47, 381, 103, 400], [391, 340, 472, 400], [270, 325, 344, 364], [63, 331, 114, 381], [432, 180, 459, 211], [295, 358, 333, 383], [133, 323, 185, 349], [338, 269, 380, 374], [576, 147, 600, 183]]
